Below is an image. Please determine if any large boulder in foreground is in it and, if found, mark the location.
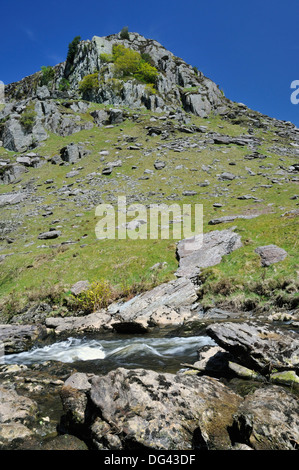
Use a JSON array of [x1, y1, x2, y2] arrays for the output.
[[61, 368, 242, 450]]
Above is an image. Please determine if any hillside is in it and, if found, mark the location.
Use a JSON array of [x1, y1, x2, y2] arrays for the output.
[[0, 29, 299, 453], [0, 30, 298, 320]]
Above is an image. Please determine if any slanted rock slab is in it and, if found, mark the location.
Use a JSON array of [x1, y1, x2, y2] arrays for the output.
[[206, 322, 299, 374], [176, 229, 242, 279]]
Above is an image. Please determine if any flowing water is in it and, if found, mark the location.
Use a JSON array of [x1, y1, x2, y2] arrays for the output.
[[4, 334, 216, 374]]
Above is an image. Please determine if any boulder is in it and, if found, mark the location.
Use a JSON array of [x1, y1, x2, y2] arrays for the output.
[[38, 230, 61, 240], [0, 324, 48, 354], [255, 244, 288, 267], [108, 276, 199, 331], [60, 368, 242, 450], [206, 322, 299, 374], [0, 164, 26, 184], [0, 192, 27, 206], [59, 143, 90, 164], [45, 310, 112, 335], [0, 384, 39, 448], [154, 161, 166, 170], [176, 229, 242, 279], [231, 386, 299, 450], [70, 280, 90, 296]]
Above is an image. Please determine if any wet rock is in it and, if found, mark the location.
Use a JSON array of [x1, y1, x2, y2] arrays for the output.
[[270, 370, 299, 387], [0, 324, 48, 354], [255, 244, 288, 267], [41, 434, 88, 450], [60, 368, 242, 450]]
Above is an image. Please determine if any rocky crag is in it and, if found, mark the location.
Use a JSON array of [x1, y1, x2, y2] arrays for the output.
[[0, 30, 298, 450]]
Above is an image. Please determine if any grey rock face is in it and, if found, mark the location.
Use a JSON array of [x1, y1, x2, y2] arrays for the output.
[[61, 368, 242, 450], [0, 164, 26, 184], [176, 229, 242, 279], [255, 244, 288, 266], [4, 32, 227, 119]]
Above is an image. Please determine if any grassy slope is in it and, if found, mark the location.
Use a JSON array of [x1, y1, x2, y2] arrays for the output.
[[0, 101, 298, 316]]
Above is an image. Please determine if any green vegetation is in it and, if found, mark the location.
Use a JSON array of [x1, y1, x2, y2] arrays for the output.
[[59, 78, 70, 91], [112, 44, 158, 85], [40, 66, 55, 87], [99, 53, 114, 63], [0, 102, 298, 318], [19, 102, 36, 132], [78, 72, 99, 94], [66, 35, 81, 65], [72, 279, 115, 313], [119, 26, 130, 40]]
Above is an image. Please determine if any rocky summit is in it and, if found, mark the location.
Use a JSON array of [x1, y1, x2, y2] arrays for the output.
[[0, 30, 298, 451]]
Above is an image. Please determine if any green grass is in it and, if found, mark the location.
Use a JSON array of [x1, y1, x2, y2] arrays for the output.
[[0, 102, 298, 317]]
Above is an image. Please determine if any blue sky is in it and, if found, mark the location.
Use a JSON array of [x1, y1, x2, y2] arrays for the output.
[[1, 0, 298, 126]]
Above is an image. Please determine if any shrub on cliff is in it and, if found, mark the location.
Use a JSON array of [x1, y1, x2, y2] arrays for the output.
[[112, 44, 158, 85], [20, 103, 36, 132], [78, 72, 99, 94], [40, 66, 55, 87]]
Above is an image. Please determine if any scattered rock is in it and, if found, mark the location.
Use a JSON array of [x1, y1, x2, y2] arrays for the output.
[[154, 161, 166, 170], [38, 230, 61, 240], [218, 172, 236, 181]]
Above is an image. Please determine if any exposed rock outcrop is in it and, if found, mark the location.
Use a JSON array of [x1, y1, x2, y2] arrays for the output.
[[60, 368, 242, 450]]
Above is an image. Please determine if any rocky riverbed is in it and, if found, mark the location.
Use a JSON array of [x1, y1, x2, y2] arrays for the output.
[[0, 312, 298, 450], [0, 229, 298, 450]]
